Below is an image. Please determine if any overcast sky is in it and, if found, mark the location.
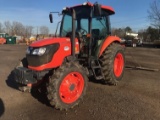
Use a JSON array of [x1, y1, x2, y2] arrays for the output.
[[0, 0, 152, 33]]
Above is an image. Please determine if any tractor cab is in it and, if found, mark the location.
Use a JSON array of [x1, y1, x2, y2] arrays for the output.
[[50, 2, 115, 57]]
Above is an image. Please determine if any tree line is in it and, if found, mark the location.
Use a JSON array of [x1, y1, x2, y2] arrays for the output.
[[0, 21, 49, 38], [111, 26, 159, 42], [146, 0, 160, 42]]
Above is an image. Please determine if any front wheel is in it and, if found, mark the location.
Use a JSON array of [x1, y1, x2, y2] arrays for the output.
[[47, 62, 88, 110], [100, 43, 125, 85]]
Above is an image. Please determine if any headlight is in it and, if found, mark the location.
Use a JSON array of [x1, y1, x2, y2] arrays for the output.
[[32, 47, 46, 56], [26, 47, 46, 56], [26, 43, 60, 66]]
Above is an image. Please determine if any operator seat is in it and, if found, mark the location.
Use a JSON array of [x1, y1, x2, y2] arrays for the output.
[[66, 32, 81, 39], [92, 29, 102, 56], [92, 29, 100, 41]]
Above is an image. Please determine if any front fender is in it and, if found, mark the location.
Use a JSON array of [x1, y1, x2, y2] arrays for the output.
[[99, 36, 121, 57]]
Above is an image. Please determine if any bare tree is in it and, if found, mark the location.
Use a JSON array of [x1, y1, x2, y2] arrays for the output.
[[3, 20, 34, 37], [4, 21, 12, 34], [138, 29, 146, 40], [25, 26, 34, 38], [0, 22, 4, 33], [112, 28, 126, 38], [12, 21, 26, 36], [148, 0, 160, 28], [40, 26, 49, 35]]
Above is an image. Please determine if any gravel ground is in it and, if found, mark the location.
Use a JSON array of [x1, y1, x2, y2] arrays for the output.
[[0, 44, 160, 120]]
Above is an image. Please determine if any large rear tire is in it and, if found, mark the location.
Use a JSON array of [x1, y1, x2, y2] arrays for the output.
[[47, 62, 88, 110], [100, 43, 125, 85]]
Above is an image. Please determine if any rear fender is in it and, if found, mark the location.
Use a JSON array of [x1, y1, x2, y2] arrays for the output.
[[99, 36, 121, 57]]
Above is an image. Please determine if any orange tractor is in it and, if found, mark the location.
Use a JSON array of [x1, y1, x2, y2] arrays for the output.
[[0, 33, 7, 44], [14, 2, 125, 110], [0, 37, 6, 44]]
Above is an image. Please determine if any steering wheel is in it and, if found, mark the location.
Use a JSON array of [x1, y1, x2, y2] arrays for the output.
[[79, 28, 88, 36]]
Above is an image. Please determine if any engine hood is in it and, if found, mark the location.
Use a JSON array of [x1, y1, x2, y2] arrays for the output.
[[30, 37, 71, 47]]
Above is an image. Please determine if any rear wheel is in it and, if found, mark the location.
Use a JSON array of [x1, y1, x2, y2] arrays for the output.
[[47, 62, 88, 110], [100, 43, 125, 85]]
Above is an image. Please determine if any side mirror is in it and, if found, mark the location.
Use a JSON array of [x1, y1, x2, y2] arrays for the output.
[[49, 13, 53, 23], [93, 3, 101, 16]]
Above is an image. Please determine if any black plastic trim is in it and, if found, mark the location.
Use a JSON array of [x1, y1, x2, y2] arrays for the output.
[[26, 43, 59, 67], [13, 67, 49, 85]]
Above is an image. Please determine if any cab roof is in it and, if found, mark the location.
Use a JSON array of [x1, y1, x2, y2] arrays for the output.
[[69, 2, 115, 15]]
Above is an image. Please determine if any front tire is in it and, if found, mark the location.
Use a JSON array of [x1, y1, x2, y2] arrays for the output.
[[47, 62, 88, 110], [100, 43, 125, 85]]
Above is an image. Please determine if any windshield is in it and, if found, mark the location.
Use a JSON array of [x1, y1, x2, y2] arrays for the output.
[[60, 14, 74, 37], [60, 6, 91, 37], [59, 6, 110, 39]]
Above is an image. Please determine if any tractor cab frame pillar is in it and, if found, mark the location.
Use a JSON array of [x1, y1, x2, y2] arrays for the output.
[[71, 9, 76, 60]]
